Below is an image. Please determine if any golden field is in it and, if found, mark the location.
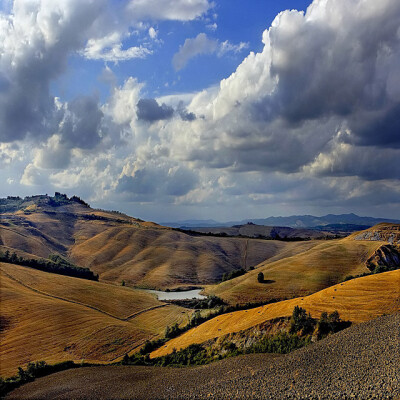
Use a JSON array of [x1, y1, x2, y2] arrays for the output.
[[1, 200, 322, 289], [206, 238, 385, 304], [0, 262, 191, 376], [151, 269, 400, 358]]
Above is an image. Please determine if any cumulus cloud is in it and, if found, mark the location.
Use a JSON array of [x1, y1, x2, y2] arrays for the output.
[[82, 33, 152, 61], [167, 0, 400, 179], [0, 0, 108, 143], [2, 0, 400, 218], [0, 0, 212, 143], [116, 161, 199, 201], [172, 33, 249, 71], [137, 98, 174, 122]]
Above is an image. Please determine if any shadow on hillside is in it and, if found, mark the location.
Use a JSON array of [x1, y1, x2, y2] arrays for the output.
[[260, 279, 275, 284]]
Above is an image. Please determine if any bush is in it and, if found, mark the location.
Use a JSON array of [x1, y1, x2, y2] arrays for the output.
[[290, 306, 315, 335], [257, 272, 264, 283], [221, 268, 246, 282]]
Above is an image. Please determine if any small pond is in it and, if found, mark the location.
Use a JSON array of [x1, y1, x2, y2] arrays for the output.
[[144, 289, 206, 301]]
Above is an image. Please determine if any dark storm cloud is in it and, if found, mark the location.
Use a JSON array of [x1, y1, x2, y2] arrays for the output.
[[116, 164, 198, 200], [264, 2, 400, 128], [0, 1, 107, 143], [181, 0, 400, 183], [348, 104, 400, 149], [137, 98, 174, 122], [60, 96, 104, 150]]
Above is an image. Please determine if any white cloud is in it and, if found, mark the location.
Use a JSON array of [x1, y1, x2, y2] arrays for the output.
[[172, 33, 249, 71], [206, 22, 217, 31], [218, 40, 248, 56], [148, 27, 157, 39], [82, 33, 152, 61], [2, 0, 400, 219], [127, 0, 211, 21]]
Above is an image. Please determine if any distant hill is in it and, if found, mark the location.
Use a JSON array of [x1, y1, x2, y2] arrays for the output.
[[162, 213, 400, 229], [180, 223, 333, 239], [205, 223, 400, 305], [0, 193, 320, 289]]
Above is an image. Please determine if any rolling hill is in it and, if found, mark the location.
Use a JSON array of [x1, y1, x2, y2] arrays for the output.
[[204, 230, 395, 305], [151, 269, 400, 358], [1, 194, 323, 289], [0, 262, 192, 377]]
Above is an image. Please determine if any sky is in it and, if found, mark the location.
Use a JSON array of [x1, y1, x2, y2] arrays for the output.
[[0, 0, 399, 223]]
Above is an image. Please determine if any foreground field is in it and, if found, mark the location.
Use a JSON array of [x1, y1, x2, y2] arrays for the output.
[[206, 237, 385, 304], [152, 269, 400, 357], [7, 314, 400, 399], [0, 263, 191, 376]]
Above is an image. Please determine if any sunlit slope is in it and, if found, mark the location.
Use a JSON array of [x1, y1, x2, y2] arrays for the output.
[[151, 269, 400, 358], [0, 263, 191, 376], [70, 228, 320, 289], [1, 196, 322, 289], [206, 239, 384, 304], [0, 200, 149, 259]]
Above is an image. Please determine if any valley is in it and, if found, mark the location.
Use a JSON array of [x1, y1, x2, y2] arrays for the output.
[[1, 194, 399, 398]]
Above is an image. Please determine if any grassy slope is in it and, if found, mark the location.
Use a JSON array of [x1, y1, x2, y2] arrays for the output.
[[151, 269, 400, 358], [69, 227, 321, 289], [206, 238, 383, 304], [0, 263, 191, 377], [1, 203, 322, 290]]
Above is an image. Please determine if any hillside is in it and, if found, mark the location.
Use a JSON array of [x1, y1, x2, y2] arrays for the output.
[[205, 235, 385, 305], [8, 314, 400, 399], [0, 262, 192, 377], [0, 194, 322, 289], [151, 269, 400, 358]]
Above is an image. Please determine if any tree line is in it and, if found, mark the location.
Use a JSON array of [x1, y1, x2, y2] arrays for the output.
[[0, 251, 98, 281]]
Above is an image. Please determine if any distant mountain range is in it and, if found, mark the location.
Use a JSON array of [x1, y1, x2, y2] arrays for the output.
[[161, 213, 400, 229]]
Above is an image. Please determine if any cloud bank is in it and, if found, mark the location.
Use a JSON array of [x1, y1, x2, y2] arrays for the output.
[[1, 0, 399, 220]]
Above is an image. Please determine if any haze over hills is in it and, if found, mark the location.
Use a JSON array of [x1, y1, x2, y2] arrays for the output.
[[162, 213, 400, 229], [1, 194, 322, 289]]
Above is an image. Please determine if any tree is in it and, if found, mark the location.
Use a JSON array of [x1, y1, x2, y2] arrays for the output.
[[257, 272, 264, 283]]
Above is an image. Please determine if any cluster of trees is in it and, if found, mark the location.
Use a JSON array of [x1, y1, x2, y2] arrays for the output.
[[70, 195, 90, 207], [221, 268, 246, 282], [290, 306, 350, 339], [0, 251, 98, 282]]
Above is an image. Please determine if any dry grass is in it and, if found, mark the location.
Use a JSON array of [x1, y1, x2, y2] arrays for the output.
[[0, 263, 191, 377], [151, 269, 400, 358], [1, 205, 322, 289], [70, 226, 321, 289], [206, 239, 384, 304]]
